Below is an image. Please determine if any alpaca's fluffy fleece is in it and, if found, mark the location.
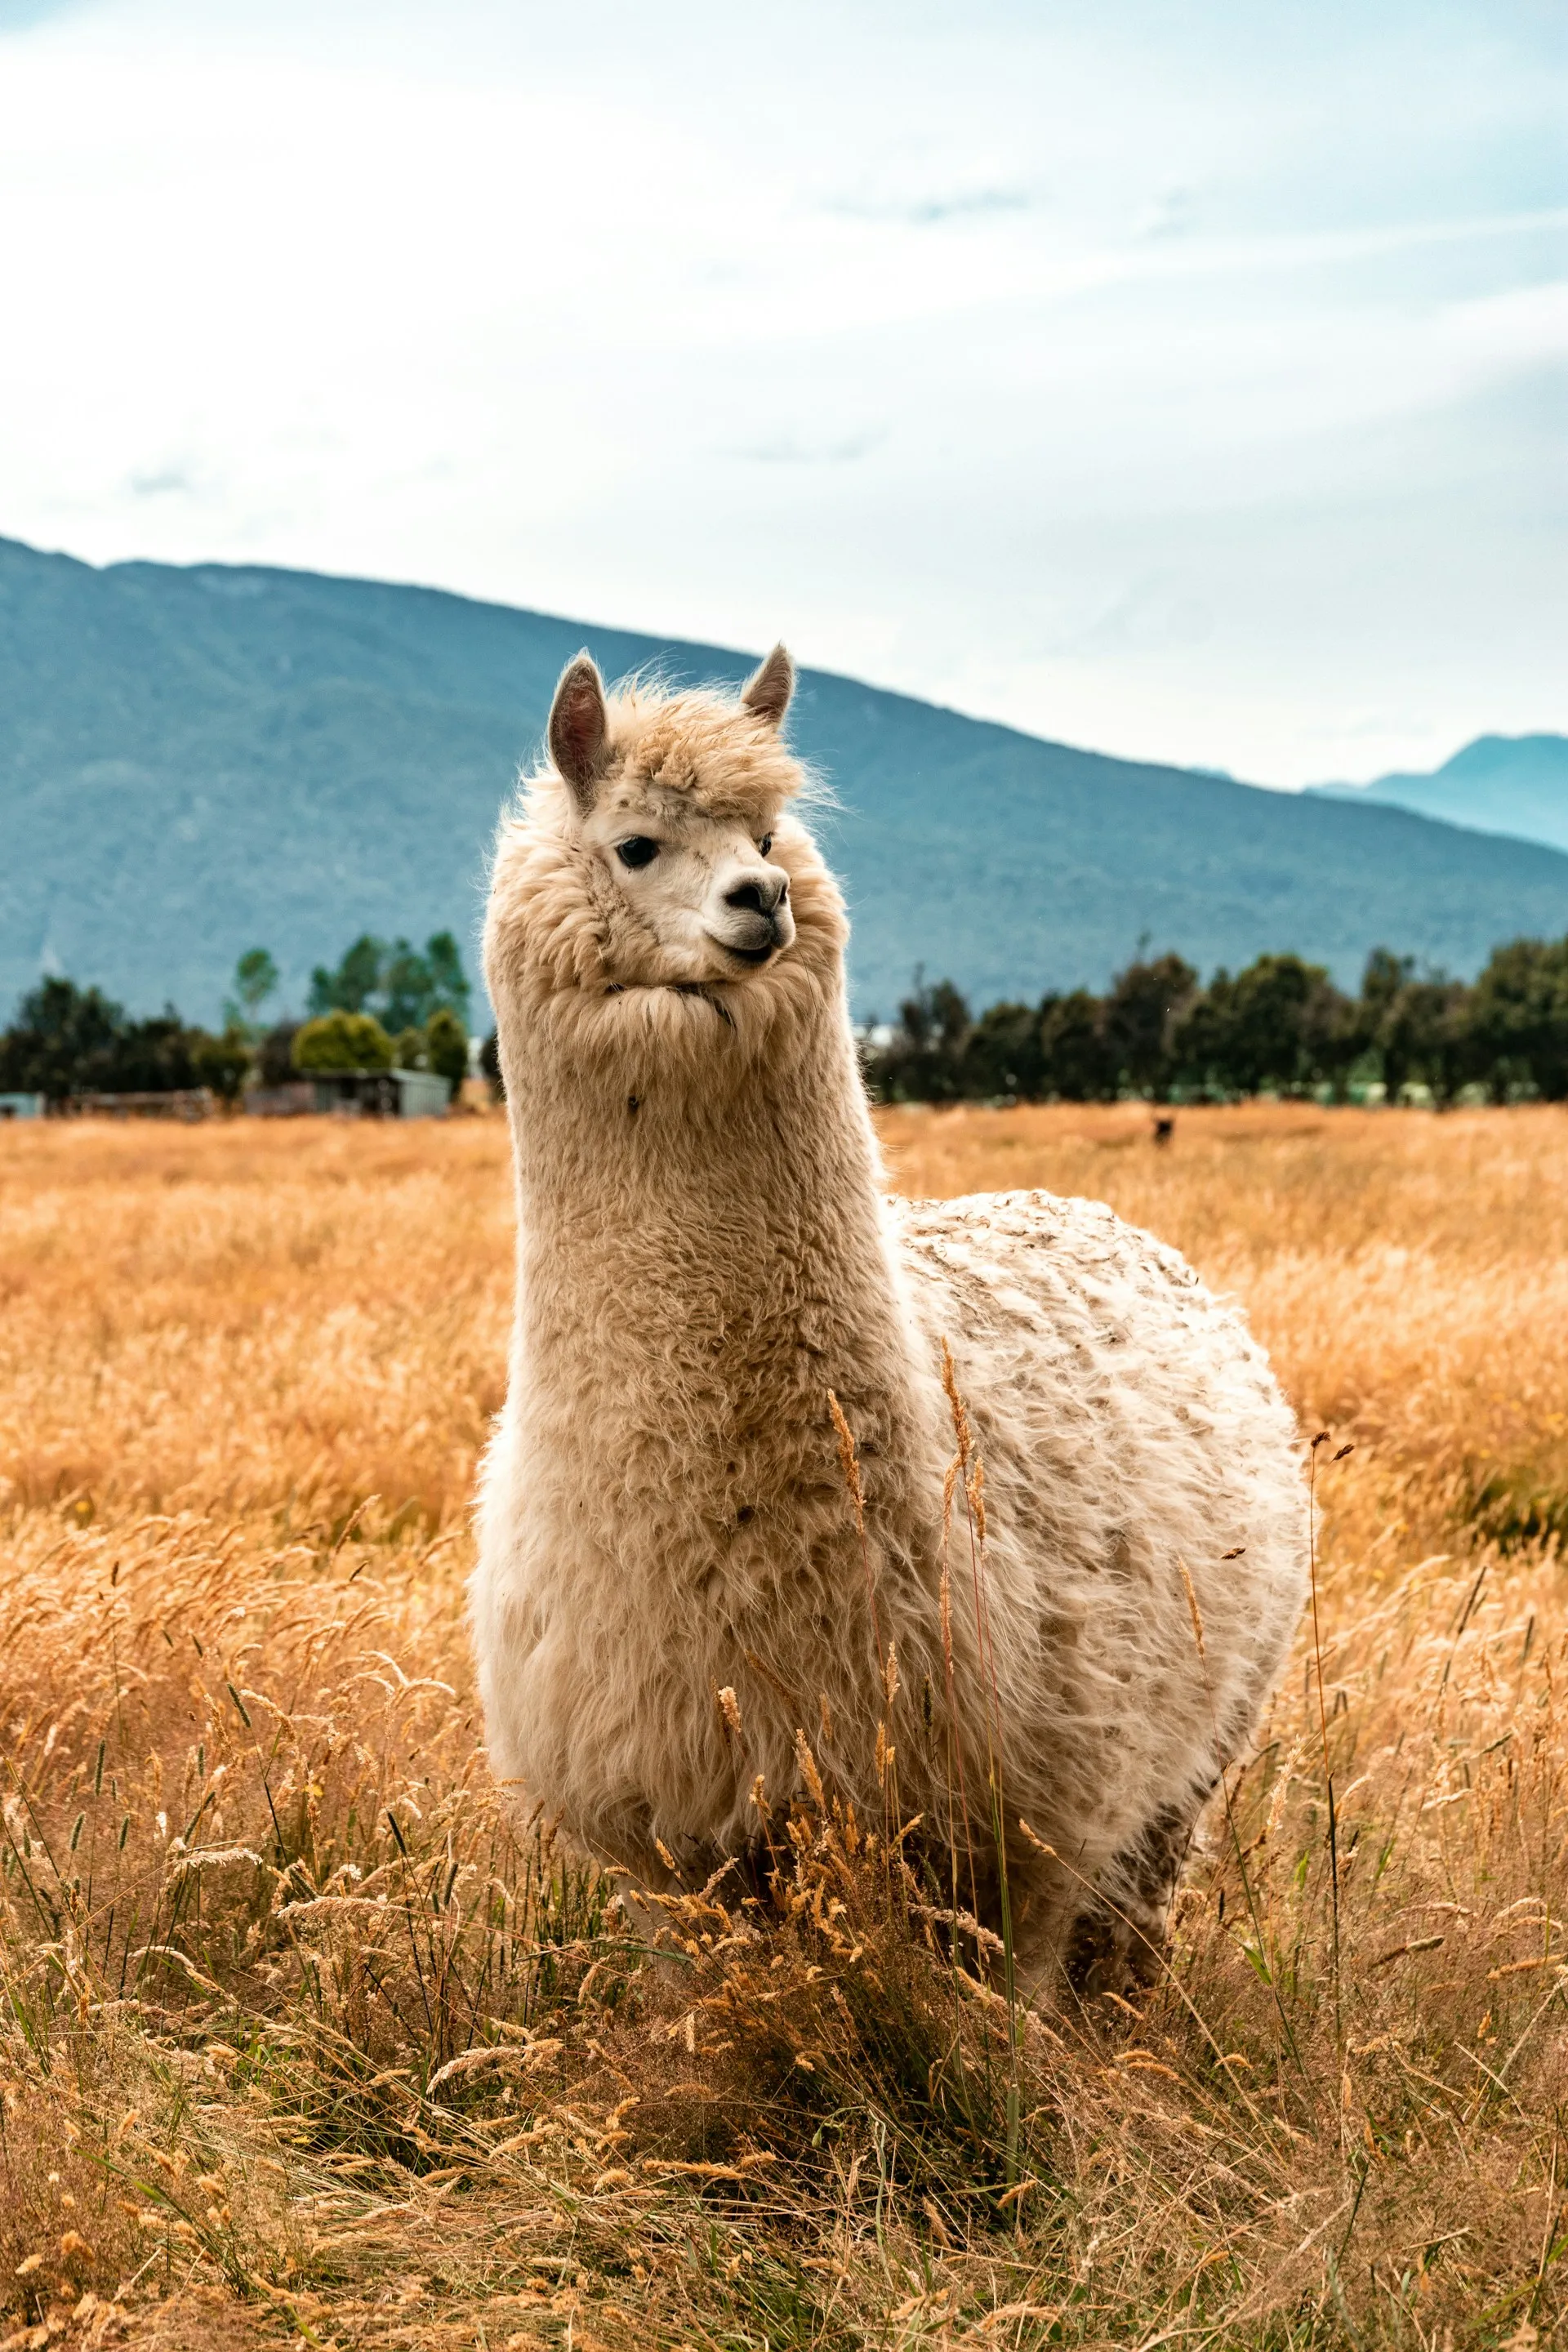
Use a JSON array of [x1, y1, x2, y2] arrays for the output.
[[471, 654, 1307, 1987], [893, 1189, 1304, 1967]]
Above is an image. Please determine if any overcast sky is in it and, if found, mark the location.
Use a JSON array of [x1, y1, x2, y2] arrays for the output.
[[2, 0, 1563, 783]]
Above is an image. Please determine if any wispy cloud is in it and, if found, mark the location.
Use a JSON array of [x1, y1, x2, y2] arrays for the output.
[[822, 185, 1036, 229], [1134, 185, 1196, 241], [130, 463, 199, 498]]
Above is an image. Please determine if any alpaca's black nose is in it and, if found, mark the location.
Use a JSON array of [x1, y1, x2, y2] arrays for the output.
[[724, 873, 789, 917]]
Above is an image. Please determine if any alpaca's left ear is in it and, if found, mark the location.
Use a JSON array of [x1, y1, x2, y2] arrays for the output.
[[742, 643, 794, 730], [549, 651, 611, 813]]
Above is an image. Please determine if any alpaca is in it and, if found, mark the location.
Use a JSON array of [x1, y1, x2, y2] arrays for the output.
[[471, 644, 1307, 1990]]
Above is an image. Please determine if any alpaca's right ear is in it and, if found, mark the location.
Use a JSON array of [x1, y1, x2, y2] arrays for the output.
[[549, 652, 611, 813], [742, 642, 794, 729]]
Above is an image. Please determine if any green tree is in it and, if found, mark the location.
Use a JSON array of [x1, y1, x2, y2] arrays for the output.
[[1175, 954, 1348, 1096], [1467, 936, 1568, 1100], [309, 934, 385, 1017], [423, 931, 472, 1022], [0, 978, 244, 1098], [862, 973, 973, 1102], [1298, 967, 1367, 1097], [959, 1000, 1045, 1099], [0, 977, 126, 1098], [1375, 973, 1472, 1103], [381, 940, 437, 1032], [1166, 978, 1236, 1098], [224, 947, 278, 1036], [308, 930, 473, 1031], [1361, 947, 1413, 1024], [111, 1012, 202, 1092], [1102, 953, 1197, 1098], [292, 1010, 394, 1074], [1038, 990, 1117, 1101]]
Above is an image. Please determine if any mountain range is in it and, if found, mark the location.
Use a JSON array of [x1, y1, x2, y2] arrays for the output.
[[1308, 736, 1568, 853], [3, 532, 1566, 1027]]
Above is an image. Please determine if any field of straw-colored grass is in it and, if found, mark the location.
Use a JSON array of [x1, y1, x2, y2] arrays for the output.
[[1, 1102, 1565, 2350]]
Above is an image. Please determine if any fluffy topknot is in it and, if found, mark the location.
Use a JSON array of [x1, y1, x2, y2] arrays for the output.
[[556, 679, 808, 829]]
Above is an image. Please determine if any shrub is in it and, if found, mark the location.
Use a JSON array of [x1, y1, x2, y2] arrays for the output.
[[189, 1025, 252, 1102], [291, 1009, 394, 1074], [256, 1020, 302, 1088], [425, 1006, 470, 1094]]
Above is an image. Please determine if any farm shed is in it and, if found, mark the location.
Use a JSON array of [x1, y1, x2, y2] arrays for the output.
[[249, 1067, 451, 1117]]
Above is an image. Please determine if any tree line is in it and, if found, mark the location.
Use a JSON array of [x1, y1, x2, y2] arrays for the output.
[[862, 938, 1568, 1105], [11, 929, 1568, 1109], [0, 931, 474, 1103]]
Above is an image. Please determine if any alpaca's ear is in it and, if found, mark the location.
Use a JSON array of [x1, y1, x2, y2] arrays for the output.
[[741, 643, 794, 730], [549, 652, 611, 811]]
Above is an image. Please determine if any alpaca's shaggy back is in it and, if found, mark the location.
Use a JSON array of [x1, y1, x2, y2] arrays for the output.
[[471, 653, 1307, 1986]]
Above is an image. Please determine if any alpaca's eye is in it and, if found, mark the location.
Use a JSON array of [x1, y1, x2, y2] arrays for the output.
[[616, 836, 659, 870], [757, 835, 773, 858]]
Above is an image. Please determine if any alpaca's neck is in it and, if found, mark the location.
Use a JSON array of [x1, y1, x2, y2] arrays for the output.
[[503, 980, 932, 1567]]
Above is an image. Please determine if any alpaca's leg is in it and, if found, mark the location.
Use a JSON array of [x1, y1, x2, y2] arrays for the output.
[[1063, 1799, 1203, 2000], [1001, 1854, 1085, 2001]]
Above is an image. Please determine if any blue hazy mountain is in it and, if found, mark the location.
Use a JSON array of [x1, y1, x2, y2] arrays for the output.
[[1308, 736, 1568, 855], [5, 533, 1568, 1026]]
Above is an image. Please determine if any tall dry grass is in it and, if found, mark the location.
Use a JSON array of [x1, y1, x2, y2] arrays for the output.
[[1, 1105, 1565, 2349]]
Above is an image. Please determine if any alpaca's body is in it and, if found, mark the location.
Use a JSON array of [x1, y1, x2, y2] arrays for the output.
[[473, 651, 1307, 1986]]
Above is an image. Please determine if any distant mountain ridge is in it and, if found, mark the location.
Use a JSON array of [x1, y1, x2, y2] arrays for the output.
[[1309, 735, 1568, 853], [4, 533, 1568, 1025]]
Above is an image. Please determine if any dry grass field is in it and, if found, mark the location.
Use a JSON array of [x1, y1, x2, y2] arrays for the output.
[[2, 1102, 1566, 2350]]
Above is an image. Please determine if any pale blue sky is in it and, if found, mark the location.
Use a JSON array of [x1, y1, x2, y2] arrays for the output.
[[1, 0, 1563, 782]]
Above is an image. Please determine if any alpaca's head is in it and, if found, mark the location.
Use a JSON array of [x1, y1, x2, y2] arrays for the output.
[[487, 645, 847, 1019]]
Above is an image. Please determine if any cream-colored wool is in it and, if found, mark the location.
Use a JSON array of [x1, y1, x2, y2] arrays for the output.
[[472, 647, 1307, 1989]]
